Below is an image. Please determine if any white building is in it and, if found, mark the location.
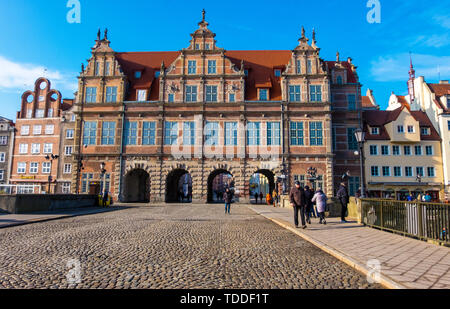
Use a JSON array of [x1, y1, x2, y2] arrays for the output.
[[391, 60, 450, 200]]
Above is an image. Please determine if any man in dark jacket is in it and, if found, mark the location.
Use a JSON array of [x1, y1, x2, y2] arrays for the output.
[[304, 185, 313, 224], [224, 188, 233, 214], [290, 181, 307, 229], [337, 182, 350, 223]]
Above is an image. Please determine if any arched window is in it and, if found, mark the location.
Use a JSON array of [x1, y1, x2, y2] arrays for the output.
[[336, 75, 343, 85]]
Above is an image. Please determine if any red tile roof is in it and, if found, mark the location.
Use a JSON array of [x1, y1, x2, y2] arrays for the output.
[[363, 107, 440, 141], [362, 96, 378, 109], [115, 50, 359, 102], [428, 83, 450, 97]]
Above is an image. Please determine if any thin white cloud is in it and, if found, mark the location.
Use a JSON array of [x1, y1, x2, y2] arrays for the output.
[[0, 55, 77, 95], [414, 34, 450, 48], [371, 53, 450, 82], [433, 14, 450, 29]]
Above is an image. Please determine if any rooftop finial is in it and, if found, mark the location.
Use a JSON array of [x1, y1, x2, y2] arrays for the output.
[[202, 9, 206, 22], [104, 28, 108, 40], [312, 28, 316, 41], [97, 29, 101, 41], [336, 51, 340, 62], [301, 26, 306, 39]]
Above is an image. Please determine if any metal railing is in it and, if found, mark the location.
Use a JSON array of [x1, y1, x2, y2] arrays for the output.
[[361, 199, 449, 246]]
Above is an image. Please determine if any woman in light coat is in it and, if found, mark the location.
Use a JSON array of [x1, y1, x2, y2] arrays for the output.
[[312, 189, 328, 225]]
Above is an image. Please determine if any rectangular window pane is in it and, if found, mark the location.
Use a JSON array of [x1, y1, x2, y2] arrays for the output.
[[208, 60, 216, 74], [206, 86, 217, 102], [183, 122, 195, 145], [289, 85, 301, 102], [86, 87, 97, 103], [142, 122, 156, 145], [188, 61, 196, 74], [186, 86, 198, 102], [348, 94, 356, 110], [124, 121, 137, 145], [267, 122, 281, 146], [101, 121, 115, 145], [310, 122, 323, 146], [247, 122, 260, 146], [310, 85, 322, 102], [259, 89, 268, 101], [164, 122, 178, 145], [205, 122, 219, 146], [83, 121, 97, 145], [106, 87, 117, 103], [347, 128, 358, 150], [225, 122, 238, 146]]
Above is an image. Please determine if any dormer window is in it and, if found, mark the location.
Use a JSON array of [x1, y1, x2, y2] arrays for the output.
[[259, 89, 268, 101], [421, 127, 431, 135], [105, 62, 111, 76], [371, 127, 380, 135], [274, 69, 281, 77], [135, 71, 142, 79], [407, 125, 415, 133], [137, 90, 147, 102], [397, 125, 404, 133]]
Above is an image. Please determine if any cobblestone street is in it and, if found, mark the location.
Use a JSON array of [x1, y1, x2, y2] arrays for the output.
[[0, 204, 381, 289]]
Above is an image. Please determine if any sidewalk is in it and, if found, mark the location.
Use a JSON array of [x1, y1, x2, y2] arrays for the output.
[[0, 207, 121, 229], [249, 205, 450, 289]]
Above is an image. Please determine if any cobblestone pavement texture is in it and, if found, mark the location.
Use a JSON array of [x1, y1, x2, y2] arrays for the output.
[[0, 204, 382, 289]]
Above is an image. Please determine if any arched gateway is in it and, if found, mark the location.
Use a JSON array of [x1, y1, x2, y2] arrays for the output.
[[166, 169, 192, 203], [123, 169, 150, 203], [207, 169, 233, 203]]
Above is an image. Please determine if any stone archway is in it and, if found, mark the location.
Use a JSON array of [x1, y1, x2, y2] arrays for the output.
[[207, 169, 234, 203], [249, 169, 276, 203], [123, 169, 150, 203], [166, 169, 192, 203]]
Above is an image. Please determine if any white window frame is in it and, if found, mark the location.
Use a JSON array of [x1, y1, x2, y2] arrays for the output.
[[65, 146, 73, 156], [33, 125, 42, 135], [0, 136, 7, 145], [137, 90, 147, 102], [45, 125, 54, 135], [0, 152, 5, 162], [42, 162, 51, 174], [17, 162, 26, 174], [62, 182, 71, 194], [66, 129, 74, 139], [43, 143, 53, 154], [31, 143, 40, 154], [64, 164, 72, 174], [29, 162, 39, 174], [21, 125, 30, 136], [19, 144, 28, 154], [35, 109, 45, 118], [0, 170, 4, 181]]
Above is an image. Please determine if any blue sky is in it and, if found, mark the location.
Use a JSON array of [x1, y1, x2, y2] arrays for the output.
[[0, 0, 449, 121]]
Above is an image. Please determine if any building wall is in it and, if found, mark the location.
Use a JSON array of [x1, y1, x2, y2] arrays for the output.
[[0, 118, 14, 185]]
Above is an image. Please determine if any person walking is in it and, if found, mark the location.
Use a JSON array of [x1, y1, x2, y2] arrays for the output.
[[224, 188, 233, 214], [259, 192, 264, 205], [102, 190, 109, 207], [290, 181, 307, 229], [312, 189, 328, 224], [272, 189, 278, 207], [304, 186, 313, 224], [254, 192, 259, 204], [337, 182, 350, 223]]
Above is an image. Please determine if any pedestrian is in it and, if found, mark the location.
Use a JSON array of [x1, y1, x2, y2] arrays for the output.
[[224, 188, 233, 214], [259, 192, 264, 205], [312, 189, 328, 224], [289, 181, 307, 229], [336, 182, 350, 223], [102, 190, 109, 207], [425, 193, 432, 202], [254, 192, 259, 204], [304, 186, 313, 224], [272, 189, 278, 207]]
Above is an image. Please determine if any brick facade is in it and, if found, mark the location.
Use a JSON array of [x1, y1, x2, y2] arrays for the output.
[[72, 18, 363, 203]]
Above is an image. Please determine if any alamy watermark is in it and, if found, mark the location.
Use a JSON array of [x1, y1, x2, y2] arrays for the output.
[[366, 259, 381, 284], [66, 258, 82, 284], [66, 0, 81, 24], [367, 0, 381, 24]]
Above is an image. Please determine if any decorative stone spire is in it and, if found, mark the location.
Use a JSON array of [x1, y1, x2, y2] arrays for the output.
[[198, 8, 209, 29], [311, 28, 317, 48], [81, 63, 85, 73], [97, 29, 101, 41], [336, 51, 340, 62], [104, 28, 108, 41], [408, 52, 416, 102], [301, 26, 306, 39], [202, 8, 206, 22]]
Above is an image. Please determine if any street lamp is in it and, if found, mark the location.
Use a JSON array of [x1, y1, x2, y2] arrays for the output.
[[44, 154, 59, 194], [416, 175, 422, 183], [354, 128, 366, 198], [100, 162, 107, 195], [307, 167, 318, 191]]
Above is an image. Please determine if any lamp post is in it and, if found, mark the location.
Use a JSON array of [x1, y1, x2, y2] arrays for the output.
[[307, 167, 317, 191], [44, 154, 59, 194], [280, 163, 288, 194], [354, 128, 366, 198]]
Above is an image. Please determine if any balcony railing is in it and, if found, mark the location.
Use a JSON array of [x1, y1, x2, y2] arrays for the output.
[[361, 199, 449, 246]]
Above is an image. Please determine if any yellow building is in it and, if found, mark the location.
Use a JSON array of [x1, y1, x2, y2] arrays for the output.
[[363, 106, 444, 201]]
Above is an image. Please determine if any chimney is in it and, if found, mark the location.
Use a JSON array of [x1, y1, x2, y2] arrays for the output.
[[439, 80, 449, 84]]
